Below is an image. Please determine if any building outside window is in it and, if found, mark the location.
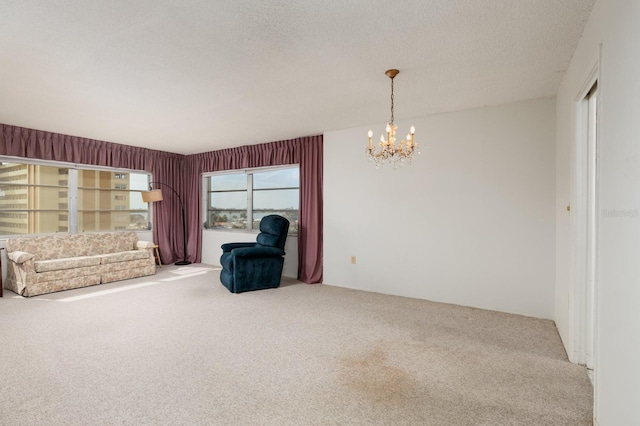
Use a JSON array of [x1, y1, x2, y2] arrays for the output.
[[204, 166, 299, 234], [0, 163, 69, 234], [0, 158, 151, 235], [78, 169, 148, 232]]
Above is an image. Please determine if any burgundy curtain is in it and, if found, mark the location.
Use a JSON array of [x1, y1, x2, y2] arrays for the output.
[[146, 152, 187, 264], [0, 125, 151, 169], [297, 136, 323, 283], [0, 123, 185, 263], [183, 135, 323, 283]]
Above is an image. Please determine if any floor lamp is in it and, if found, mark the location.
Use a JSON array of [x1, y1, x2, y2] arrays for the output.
[[141, 182, 191, 266]]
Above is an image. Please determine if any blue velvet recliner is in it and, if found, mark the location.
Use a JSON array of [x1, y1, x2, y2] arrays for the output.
[[219, 214, 290, 293]]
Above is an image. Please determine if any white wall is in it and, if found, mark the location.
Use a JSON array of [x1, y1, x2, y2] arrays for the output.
[[324, 97, 556, 319], [201, 230, 298, 278], [555, 1, 640, 424], [137, 230, 153, 244]]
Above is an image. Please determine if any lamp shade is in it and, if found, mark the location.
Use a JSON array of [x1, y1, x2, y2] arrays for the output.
[[141, 189, 163, 203]]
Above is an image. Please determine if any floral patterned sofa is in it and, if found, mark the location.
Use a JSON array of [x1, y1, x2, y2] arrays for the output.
[[5, 232, 156, 297]]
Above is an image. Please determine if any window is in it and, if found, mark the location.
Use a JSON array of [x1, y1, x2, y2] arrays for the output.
[[205, 166, 299, 234], [0, 163, 69, 234], [0, 157, 151, 236], [78, 169, 149, 232]]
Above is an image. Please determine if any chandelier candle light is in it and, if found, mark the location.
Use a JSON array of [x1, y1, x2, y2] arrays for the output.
[[367, 69, 418, 168]]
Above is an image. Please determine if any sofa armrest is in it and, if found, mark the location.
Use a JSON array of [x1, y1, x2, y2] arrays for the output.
[[136, 241, 155, 250], [222, 242, 256, 253], [231, 246, 285, 258], [5, 252, 36, 296], [7, 250, 35, 264]]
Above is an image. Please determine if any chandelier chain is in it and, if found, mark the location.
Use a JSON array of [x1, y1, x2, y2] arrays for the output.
[[390, 78, 395, 124]]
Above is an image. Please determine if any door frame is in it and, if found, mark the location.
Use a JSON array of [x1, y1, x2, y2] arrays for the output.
[[571, 50, 600, 382]]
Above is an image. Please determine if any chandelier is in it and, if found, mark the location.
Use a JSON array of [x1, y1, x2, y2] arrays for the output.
[[367, 69, 418, 168]]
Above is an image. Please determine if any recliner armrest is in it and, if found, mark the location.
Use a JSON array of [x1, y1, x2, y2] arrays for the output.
[[231, 246, 285, 258], [222, 242, 257, 253]]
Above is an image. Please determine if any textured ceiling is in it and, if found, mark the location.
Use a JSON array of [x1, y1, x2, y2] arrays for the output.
[[0, 1, 595, 155]]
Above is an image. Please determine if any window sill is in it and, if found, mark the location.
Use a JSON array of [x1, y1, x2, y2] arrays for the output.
[[202, 228, 298, 237]]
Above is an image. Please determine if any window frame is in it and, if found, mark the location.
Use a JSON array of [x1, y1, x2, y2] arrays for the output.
[[203, 164, 299, 235], [0, 155, 152, 238]]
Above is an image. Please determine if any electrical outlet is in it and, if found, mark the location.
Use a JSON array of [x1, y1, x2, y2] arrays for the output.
[[351, 256, 356, 264]]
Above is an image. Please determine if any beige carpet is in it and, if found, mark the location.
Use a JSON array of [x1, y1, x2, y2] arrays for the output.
[[0, 265, 592, 425]]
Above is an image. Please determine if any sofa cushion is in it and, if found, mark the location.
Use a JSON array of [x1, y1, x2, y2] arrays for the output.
[[6, 231, 140, 260], [34, 255, 102, 273], [100, 250, 149, 265], [97, 232, 137, 255], [31, 264, 103, 283], [7, 234, 72, 261]]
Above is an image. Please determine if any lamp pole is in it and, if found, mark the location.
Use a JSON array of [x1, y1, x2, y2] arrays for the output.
[[148, 181, 191, 266]]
